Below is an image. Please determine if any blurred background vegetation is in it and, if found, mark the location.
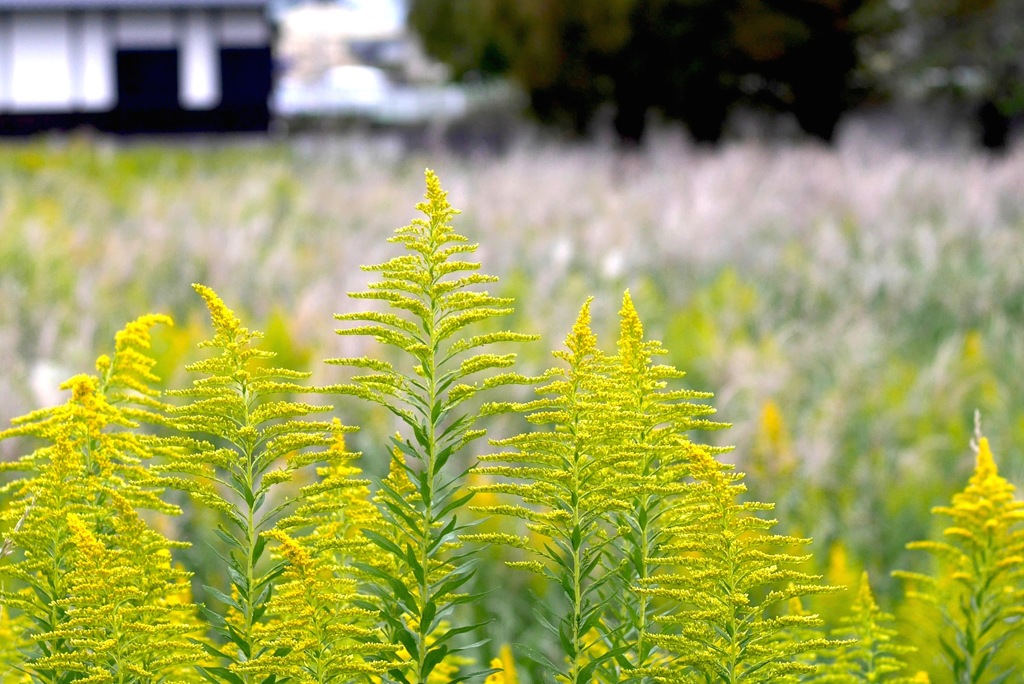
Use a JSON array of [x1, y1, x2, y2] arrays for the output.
[[405, 0, 1023, 148], [1, 133, 1022, 679], [2, 0, 1024, 679]]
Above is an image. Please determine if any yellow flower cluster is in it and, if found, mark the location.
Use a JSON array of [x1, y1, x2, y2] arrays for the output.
[[897, 434, 1024, 682]]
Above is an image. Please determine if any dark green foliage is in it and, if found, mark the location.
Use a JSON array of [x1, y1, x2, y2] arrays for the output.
[[856, 0, 1024, 149], [407, 0, 865, 143]]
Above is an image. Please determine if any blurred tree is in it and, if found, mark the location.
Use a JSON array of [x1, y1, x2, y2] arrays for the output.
[[856, 0, 1024, 149], [407, 0, 636, 136], [733, 0, 865, 141], [408, 0, 865, 144]]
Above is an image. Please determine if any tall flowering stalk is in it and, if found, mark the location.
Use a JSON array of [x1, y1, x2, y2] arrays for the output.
[[816, 573, 923, 683], [0, 316, 205, 683], [169, 285, 358, 684], [471, 300, 621, 684], [328, 170, 534, 683], [895, 433, 1024, 683]]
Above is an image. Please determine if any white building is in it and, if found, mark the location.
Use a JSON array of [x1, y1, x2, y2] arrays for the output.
[[0, 0, 273, 133]]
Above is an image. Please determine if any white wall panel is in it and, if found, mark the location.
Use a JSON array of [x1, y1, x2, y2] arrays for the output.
[[0, 16, 10, 109], [78, 13, 114, 110], [219, 9, 267, 46], [10, 12, 72, 111], [180, 10, 218, 109], [116, 10, 174, 47]]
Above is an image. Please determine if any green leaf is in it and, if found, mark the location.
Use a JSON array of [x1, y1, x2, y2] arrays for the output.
[[190, 639, 231, 662], [214, 526, 243, 551], [205, 586, 242, 612], [196, 666, 244, 684], [224, 622, 253, 659], [422, 600, 437, 633], [421, 644, 449, 679], [387, 668, 412, 684], [363, 528, 407, 560], [395, 625, 419, 663], [355, 562, 419, 614], [516, 644, 561, 674], [251, 533, 269, 565]]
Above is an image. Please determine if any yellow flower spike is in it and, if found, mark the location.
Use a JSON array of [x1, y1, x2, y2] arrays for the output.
[[752, 399, 796, 478], [268, 530, 314, 575], [192, 283, 243, 336], [95, 354, 112, 375], [617, 290, 644, 363], [0, 308, 210, 683], [66, 514, 104, 560], [896, 431, 1024, 682], [854, 571, 877, 611], [564, 297, 597, 360], [114, 313, 172, 352], [974, 437, 996, 481], [331, 170, 534, 684], [483, 645, 519, 684], [826, 540, 859, 590], [497, 644, 518, 684], [760, 400, 785, 445], [63, 374, 99, 403], [484, 658, 506, 684], [97, 314, 173, 399]]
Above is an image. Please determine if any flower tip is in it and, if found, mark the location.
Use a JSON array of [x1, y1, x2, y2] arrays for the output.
[[976, 436, 997, 476]]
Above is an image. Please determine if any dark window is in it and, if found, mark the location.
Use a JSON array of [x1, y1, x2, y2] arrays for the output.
[[217, 46, 271, 130], [116, 49, 179, 111], [219, 46, 272, 107]]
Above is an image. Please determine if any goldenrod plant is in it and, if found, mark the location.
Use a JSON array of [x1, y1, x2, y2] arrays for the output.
[[602, 292, 727, 679], [643, 443, 839, 683], [895, 429, 1024, 684], [327, 170, 534, 683], [471, 300, 622, 684], [2, 168, 1024, 684], [0, 316, 204, 683], [814, 572, 921, 683], [255, 425, 398, 682], [0, 507, 29, 681], [472, 289, 837, 683], [167, 285, 350, 684]]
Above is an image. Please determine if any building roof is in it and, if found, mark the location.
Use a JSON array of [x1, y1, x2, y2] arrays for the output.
[[0, 0, 266, 9]]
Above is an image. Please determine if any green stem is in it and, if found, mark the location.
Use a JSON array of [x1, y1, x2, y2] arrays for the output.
[[571, 515, 584, 684], [46, 533, 63, 684], [416, 240, 440, 684], [568, 384, 585, 684], [725, 520, 739, 684], [635, 496, 651, 669], [633, 418, 654, 674], [241, 379, 256, 684]]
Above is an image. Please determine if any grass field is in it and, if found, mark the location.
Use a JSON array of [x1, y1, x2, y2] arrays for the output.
[[2, 129, 1023, 676]]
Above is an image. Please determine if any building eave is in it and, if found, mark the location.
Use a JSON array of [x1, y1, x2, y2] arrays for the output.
[[0, 0, 267, 10]]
